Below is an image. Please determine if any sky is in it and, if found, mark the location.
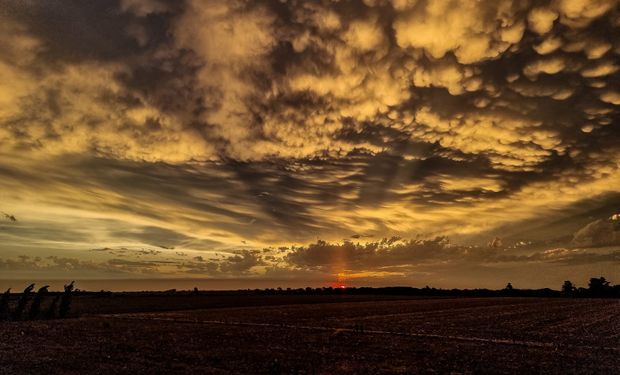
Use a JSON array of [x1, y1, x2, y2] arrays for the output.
[[0, 0, 619, 290]]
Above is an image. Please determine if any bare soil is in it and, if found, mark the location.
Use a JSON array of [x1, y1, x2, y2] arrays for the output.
[[0, 296, 618, 374]]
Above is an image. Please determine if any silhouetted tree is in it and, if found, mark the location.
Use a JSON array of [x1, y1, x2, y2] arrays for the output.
[[588, 277, 611, 296], [0, 288, 10, 321], [28, 285, 49, 320], [562, 280, 575, 296], [45, 295, 60, 320], [12, 283, 34, 321], [59, 281, 74, 318], [504, 282, 513, 291]]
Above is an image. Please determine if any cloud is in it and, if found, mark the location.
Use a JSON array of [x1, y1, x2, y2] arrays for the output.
[[1, 0, 620, 287], [528, 7, 559, 35], [411, 107, 561, 171], [110, 226, 195, 249], [523, 56, 566, 78], [394, 0, 526, 64], [285, 235, 620, 276], [600, 90, 620, 105], [218, 250, 265, 274], [0, 255, 161, 275], [119, 0, 172, 16], [344, 16, 387, 52], [581, 60, 618, 77], [533, 36, 563, 55], [172, 0, 277, 160], [555, 0, 618, 28], [411, 59, 481, 95], [572, 216, 620, 247], [0, 10, 215, 164]]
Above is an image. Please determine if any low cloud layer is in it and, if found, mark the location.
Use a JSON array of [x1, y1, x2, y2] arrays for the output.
[[1, 0, 619, 287]]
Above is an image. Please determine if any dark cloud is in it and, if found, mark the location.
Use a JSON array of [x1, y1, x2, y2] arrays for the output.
[[3, 1, 137, 63], [218, 250, 265, 274], [286, 236, 620, 272], [0, 255, 141, 275], [572, 215, 620, 247], [110, 226, 193, 249]]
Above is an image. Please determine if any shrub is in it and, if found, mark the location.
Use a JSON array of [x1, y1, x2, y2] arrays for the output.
[[45, 295, 60, 320], [0, 288, 10, 321], [28, 285, 49, 320], [12, 284, 35, 321], [59, 281, 75, 319]]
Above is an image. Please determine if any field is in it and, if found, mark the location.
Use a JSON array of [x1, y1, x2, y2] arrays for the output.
[[0, 295, 618, 374]]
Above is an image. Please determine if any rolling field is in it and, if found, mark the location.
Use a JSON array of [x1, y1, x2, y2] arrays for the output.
[[0, 296, 618, 374]]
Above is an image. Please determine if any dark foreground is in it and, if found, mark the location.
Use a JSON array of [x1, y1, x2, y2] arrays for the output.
[[0, 296, 618, 374]]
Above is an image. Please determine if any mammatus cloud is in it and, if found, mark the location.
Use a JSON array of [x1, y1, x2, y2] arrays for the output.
[[0, 0, 619, 287]]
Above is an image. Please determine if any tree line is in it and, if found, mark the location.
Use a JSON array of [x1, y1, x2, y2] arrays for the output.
[[560, 277, 619, 298], [249, 276, 620, 298], [0, 281, 74, 321]]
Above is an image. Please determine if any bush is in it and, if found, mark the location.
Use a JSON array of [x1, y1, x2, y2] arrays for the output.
[[0, 288, 10, 321], [28, 286, 49, 320], [45, 295, 60, 320], [12, 284, 35, 321], [59, 281, 75, 319]]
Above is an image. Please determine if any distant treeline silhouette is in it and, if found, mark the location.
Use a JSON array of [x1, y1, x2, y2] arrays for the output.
[[70, 276, 620, 299], [0, 281, 74, 322], [246, 276, 620, 298], [117, 276, 618, 299]]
